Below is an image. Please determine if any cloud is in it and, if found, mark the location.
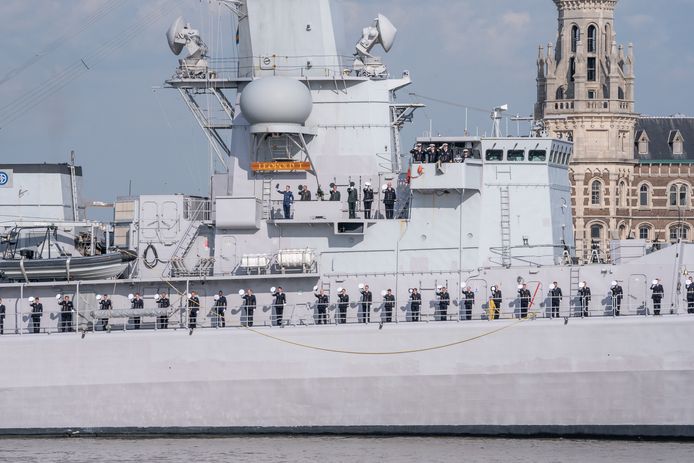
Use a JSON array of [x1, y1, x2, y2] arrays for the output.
[[625, 14, 654, 28], [502, 11, 531, 29]]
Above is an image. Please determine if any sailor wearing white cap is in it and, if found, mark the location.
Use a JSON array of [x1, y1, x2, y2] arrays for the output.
[[610, 281, 623, 316], [578, 281, 591, 317], [337, 288, 349, 324], [363, 182, 374, 219], [650, 278, 664, 315]]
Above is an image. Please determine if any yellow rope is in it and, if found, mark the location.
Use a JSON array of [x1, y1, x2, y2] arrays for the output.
[[241, 318, 526, 356]]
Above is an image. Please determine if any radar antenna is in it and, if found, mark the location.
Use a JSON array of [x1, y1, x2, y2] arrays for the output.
[[353, 14, 397, 78], [166, 17, 209, 78]]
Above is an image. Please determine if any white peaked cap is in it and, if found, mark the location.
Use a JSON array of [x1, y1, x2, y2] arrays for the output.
[[270, 287, 276, 293], [214, 295, 220, 301], [358, 283, 365, 289], [96, 295, 103, 301], [313, 286, 318, 292], [517, 284, 523, 290], [337, 287, 343, 293], [128, 293, 134, 300], [28, 297, 35, 302], [238, 289, 245, 296], [365, 182, 371, 187], [56, 294, 62, 300], [154, 294, 160, 301], [381, 290, 387, 296], [549, 284, 555, 289], [652, 280, 658, 285], [579, 282, 585, 288], [611, 281, 617, 287]]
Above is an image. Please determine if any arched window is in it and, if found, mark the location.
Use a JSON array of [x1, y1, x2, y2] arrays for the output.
[[638, 224, 651, 241], [670, 224, 690, 241], [618, 87, 625, 100], [587, 25, 597, 53], [639, 184, 650, 207], [618, 223, 627, 240], [669, 185, 678, 206], [556, 87, 564, 100], [669, 183, 688, 207], [571, 25, 580, 53], [590, 223, 604, 241], [591, 179, 602, 206], [680, 184, 689, 206]]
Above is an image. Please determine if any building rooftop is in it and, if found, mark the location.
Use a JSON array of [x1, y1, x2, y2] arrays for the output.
[[635, 116, 694, 163]]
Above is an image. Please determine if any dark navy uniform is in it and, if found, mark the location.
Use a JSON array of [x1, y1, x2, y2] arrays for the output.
[[518, 287, 531, 319], [578, 285, 591, 317], [131, 295, 144, 329], [347, 184, 358, 219], [329, 188, 341, 201], [409, 290, 422, 322], [383, 186, 396, 220], [359, 289, 372, 323], [435, 289, 450, 321], [0, 302, 5, 335], [410, 147, 425, 163], [272, 291, 286, 326], [548, 286, 562, 318], [157, 295, 170, 329], [188, 295, 200, 329], [99, 297, 112, 331], [241, 293, 256, 327], [337, 292, 349, 324], [383, 292, 395, 323], [277, 188, 294, 219], [58, 299, 74, 332], [426, 146, 438, 163], [314, 292, 329, 325], [491, 288, 502, 320], [214, 294, 227, 327], [461, 289, 475, 320], [651, 282, 664, 315], [363, 186, 374, 219], [611, 284, 623, 316], [687, 280, 694, 314], [30, 301, 43, 333], [437, 147, 453, 163]]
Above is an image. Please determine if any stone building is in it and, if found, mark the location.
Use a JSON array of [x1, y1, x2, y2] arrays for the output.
[[535, 0, 693, 261]]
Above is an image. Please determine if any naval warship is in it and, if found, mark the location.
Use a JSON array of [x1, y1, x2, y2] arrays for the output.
[[0, 0, 693, 438]]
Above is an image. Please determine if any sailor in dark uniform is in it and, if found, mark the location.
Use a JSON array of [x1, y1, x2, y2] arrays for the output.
[[188, 291, 200, 331], [131, 292, 144, 329], [686, 278, 694, 314], [98, 294, 112, 331], [409, 288, 422, 322], [383, 182, 397, 219], [337, 288, 349, 324], [383, 289, 395, 323], [276, 185, 294, 219], [329, 183, 341, 201], [347, 181, 358, 219], [214, 290, 227, 328], [298, 185, 312, 201], [518, 284, 532, 319], [435, 286, 450, 321], [437, 143, 453, 163], [359, 284, 372, 323], [0, 298, 5, 335], [313, 288, 329, 325], [410, 143, 425, 163], [426, 143, 438, 163], [272, 287, 286, 326], [548, 282, 562, 318], [29, 297, 43, 334], [157, 292, 170, 329], [363, 182, 374, 219], [610, 281, 623, 316], [241, 289, 256, 327], [578, 281, 591, 317], [490, 286, 502, 320], [58, 295, 75, 332], [461, 286, 475, 320], [650, 278, 664, 315]]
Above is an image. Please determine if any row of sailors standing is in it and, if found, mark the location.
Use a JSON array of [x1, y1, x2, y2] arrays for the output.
[[410, 143, 471, 164]]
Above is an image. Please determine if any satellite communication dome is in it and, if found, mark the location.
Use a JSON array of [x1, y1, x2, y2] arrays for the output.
[[240, 77, 313, 126], [166, 17, 186, 55]]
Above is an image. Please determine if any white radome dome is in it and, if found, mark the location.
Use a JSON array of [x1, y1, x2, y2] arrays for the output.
[[240, 77, 313, 125]]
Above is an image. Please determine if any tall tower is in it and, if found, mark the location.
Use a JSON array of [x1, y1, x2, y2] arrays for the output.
[[536, 0, 638, 259]]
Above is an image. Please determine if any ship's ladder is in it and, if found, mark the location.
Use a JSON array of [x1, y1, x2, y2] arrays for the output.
[[162, 201, 206, 277], [499, 186, 512, 268], [261, 177, 273, 220], [569, 265, 580, 316]]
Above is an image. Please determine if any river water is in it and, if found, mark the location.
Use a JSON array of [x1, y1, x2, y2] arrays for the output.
[[0, 437, 692, 462]]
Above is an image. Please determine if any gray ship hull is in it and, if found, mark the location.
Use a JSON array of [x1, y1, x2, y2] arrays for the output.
[[1, 316, 692, 438]]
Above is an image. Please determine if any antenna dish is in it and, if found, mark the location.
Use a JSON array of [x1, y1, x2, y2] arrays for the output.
[[376, 14, 397, 52], [167, 17, 186, 55]]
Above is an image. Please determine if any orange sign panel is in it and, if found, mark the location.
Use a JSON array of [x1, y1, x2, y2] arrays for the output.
[[251, 161, 311, 172]]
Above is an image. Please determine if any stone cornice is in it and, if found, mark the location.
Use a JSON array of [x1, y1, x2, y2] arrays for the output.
[[554, 0, 618, 11]]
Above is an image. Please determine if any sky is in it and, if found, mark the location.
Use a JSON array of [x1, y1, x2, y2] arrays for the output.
[[1, 0, 693, 212]]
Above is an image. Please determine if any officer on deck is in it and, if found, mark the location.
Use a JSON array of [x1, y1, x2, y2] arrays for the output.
[[131, 292, 144, 329], [438, 143, 453, 163], [157, 292, 170, 329], [347, 182, 358, 219], [461, 286, 475, 320], [58, 295, 75, 332], [29, 297, 43, 333], [329, 183, 341, 201], [0, 298, 5, 335], [435, 286, 450, 321], [359, 284, 372, 323], [188, 291, 200, 332], [409, 288, 422, 322], [578, 281, 591, 317], [314, 288, 329, 325], [383, 182, 397, 220], [426, 144, 438, 163], [214, 290, 227, 328], [337, 288, 349, 324], [383, 289, 395, 323], [272, 287, 287, 326], [363, 182, 374, 219], [650, 278, 664, 315], [241, 289, 256, 327], [298, 184, 312, 201], [686, 277, 694, 314], [410, 143, 425, 163], [276, 184, 294, 219], [99, 294, 112, 331], [490, 285, 502, 320], [548, 282, 562, 318], [610, 281, 624, 316], [518, 284, 531, 319]]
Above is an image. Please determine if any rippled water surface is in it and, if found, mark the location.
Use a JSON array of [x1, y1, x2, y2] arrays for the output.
[[1, 436, 693, 462]]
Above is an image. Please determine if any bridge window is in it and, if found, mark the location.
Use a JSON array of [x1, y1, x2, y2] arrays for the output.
[[587, 25, 597, 53], [485, 150, 504, 161], [529, 150, 547, 162], [507, 150, 525, 162]]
